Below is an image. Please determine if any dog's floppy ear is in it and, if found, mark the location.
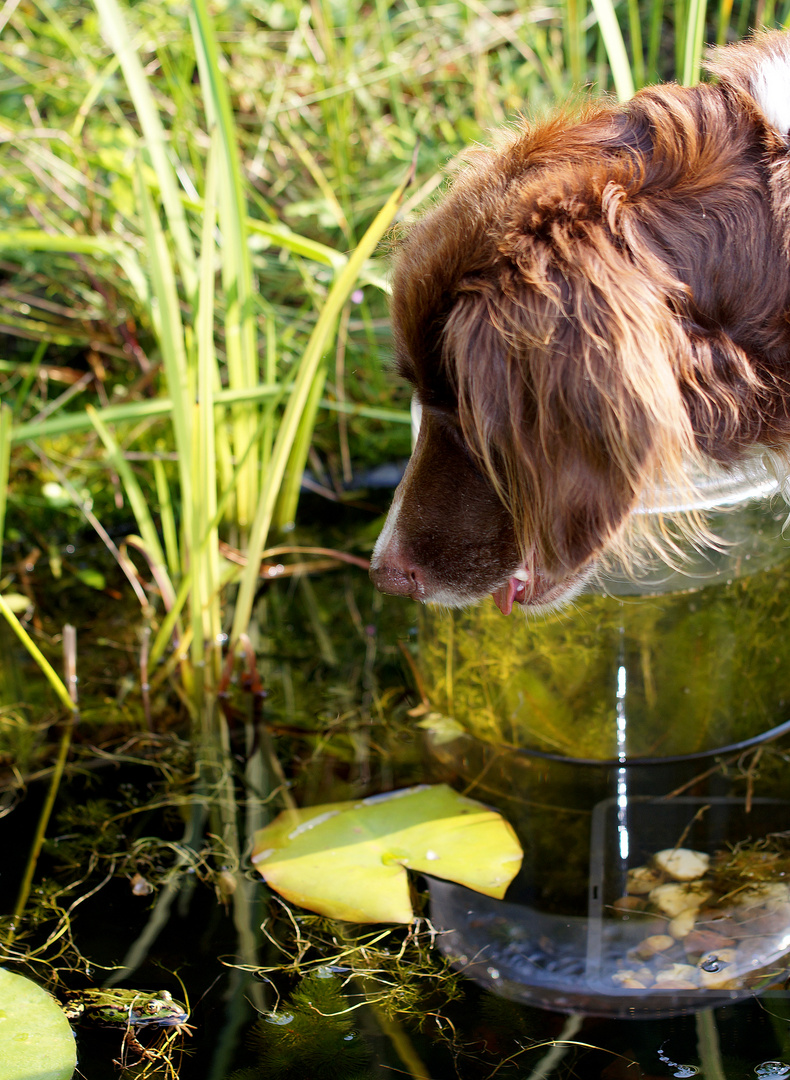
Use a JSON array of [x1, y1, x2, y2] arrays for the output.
[[444, 210, 698, 576]]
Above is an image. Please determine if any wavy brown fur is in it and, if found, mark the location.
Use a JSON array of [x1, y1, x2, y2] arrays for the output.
[[371, 31, 790, 610]]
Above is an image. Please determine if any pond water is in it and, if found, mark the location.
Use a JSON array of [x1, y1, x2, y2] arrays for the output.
[[4, 487, 790, 1079]]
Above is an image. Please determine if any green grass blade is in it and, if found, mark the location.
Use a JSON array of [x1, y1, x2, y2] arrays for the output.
[[0, 229, 150, 310], [247, 220, 348, 269], [0, 229, 128, 257], [93, 0, 198, 299], [320, 400, 411, 425], [86, 405, 173, 606], [12, 341, 47, 419], [262, 315, 278, 472], [591, 0, 636, 99], [647, 0, 666, 79], [153, 458, 181, 581], [681, 0, 708, 85], [134, 159, 194, 546], [565, 0, 585, 85], [10, 384, 284, 444], [192, 130, 221, 664], [275, 357, 328, 530], [0, 594, 76, 713], [190, 0, 259, 527], [626, 0, 646, 87], [0, 403, 11, 579], [71, 53, 121, 139], [177, 201, 358, 274], [150, 575, 193, 670], [229, 165, 414, 645]]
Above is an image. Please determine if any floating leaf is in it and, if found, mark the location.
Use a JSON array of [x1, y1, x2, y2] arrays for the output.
[[251, 784, 523, 923], [0, 969, 76, 1080]]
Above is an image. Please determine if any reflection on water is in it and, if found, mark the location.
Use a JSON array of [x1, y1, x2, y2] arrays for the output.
[[615, 655, 629, 862], [658, 1040, 700, 1075], [756, 1064, 790, 1078]]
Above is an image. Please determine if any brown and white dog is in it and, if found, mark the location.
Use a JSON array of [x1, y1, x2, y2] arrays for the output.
[[369, 31, 790, 615]]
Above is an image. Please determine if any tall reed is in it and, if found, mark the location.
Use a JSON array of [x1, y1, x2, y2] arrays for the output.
[[1, 0, 406, 715]]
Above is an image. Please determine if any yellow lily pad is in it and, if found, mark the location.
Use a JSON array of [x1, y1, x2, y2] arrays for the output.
[[251, 784, 523, 923]]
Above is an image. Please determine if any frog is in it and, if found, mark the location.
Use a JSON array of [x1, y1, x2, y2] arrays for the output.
[[62, 988, 192, 1061]]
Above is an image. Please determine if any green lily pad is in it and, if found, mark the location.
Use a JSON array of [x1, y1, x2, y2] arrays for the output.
[[0, 969, 76, 1080], [251, 783, 523, 923]]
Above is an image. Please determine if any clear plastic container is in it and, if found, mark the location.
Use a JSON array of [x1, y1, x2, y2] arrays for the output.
[[429, 797, 790, 1017], [419, 456, 790, 1014]]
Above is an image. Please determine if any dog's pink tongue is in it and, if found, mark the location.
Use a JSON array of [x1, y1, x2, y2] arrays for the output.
[[492, 576, 524, 616]]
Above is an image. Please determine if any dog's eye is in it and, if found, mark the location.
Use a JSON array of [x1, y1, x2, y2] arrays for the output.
[[423, 406, 482, 458]]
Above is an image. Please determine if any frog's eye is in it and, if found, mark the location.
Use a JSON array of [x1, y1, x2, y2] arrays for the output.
[[145, 1000, 164, 1014]]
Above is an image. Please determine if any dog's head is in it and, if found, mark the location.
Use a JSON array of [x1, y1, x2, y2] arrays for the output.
[[370, 83, 774, 613]]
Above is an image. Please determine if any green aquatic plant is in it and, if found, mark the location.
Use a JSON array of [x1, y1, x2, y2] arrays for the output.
[[232, 971, 373, 1080], [709, 833, 790, 894], [252, 901, 464, 1026], [420, 537, 790, 761]]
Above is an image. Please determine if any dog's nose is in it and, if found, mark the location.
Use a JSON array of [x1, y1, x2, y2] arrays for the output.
[[369, 559, 425, 600]]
